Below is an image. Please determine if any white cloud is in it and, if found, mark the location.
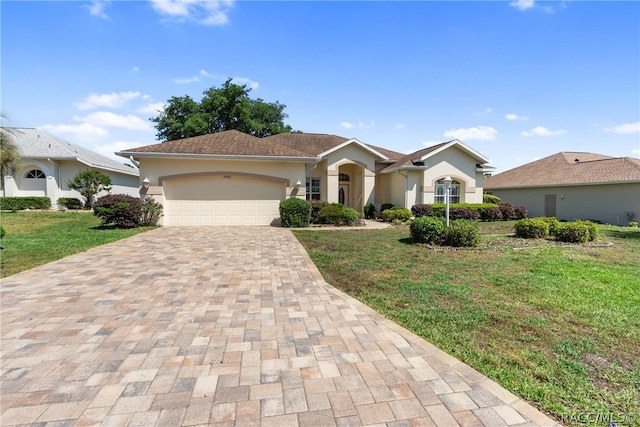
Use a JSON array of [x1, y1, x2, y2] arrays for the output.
[[84, 0, 110, 19], [340, 121, 354, 129], [395, 124, 405, 130], [200, 69, 214, 78], [75, 112, 151, 130], [40, 123, 109, 140], [603, 121, 640, 134], [173, 76, 200, 84], [505, 113, 529, 121], [443, 126, 497, 141], [232, 77, 259, 89], [521, 126, 567, 137], [138, 102, 165, 115], [510, 0, 535, 11], [131, 66, 140, 73], [149, 0, 234, 26], [340, 121, 375, 129], [74, 91, 142, 110], [486, 107, 493, 113]]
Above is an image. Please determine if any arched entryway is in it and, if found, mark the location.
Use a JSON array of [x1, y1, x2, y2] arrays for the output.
[[337, 163, 364, 211]]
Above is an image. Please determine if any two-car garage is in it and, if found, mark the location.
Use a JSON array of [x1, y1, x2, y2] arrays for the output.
[[163, 174, 285, 226]]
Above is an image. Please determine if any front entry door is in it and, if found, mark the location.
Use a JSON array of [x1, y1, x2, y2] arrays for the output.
[[339, 184, 349, 207]]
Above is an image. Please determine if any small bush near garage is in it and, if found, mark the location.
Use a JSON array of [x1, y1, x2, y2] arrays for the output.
[[140, 196, 163, 226], [57, 197, 83, 210], [411, 204, 434, 218], [310, 200, 329, 224], [94, 194, 143, 228], [480, 206, 503, 222], [410, 217, 445, 244], [444, 220, 480, 247], [279, 198, 312, 228], [540, 217, 561, 235], [0, 196, 51, 211], [318, 204, 343, 225], [381, 207, 412, 223], [498, 202, 517, 221], [574, 220, 599, 241], [514, 218, 550, 239], [513, 205, 528, 220], [341, 208, 362, 226], [555, 221, 591, 243]]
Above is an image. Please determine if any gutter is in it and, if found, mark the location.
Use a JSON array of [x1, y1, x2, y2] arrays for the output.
[[116, 151, 320, 163], [76, 158, 139, 176]]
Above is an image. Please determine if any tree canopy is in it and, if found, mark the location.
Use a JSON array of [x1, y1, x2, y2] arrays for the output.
[[1, 126, 23, 192], [151, 78, 292, 142], [67, 170, 112, 209]]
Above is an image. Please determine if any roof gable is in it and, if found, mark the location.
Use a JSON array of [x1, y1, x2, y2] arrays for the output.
[[3, 127, 138, 176], [484, 152, 640, 189], [380, 139, 491, 172]]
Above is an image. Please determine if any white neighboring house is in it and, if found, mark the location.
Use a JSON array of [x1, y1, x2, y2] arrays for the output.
[[1, 127, 140, 208]]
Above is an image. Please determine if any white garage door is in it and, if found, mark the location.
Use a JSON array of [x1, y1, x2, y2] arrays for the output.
[[164, 175, 285, 226]]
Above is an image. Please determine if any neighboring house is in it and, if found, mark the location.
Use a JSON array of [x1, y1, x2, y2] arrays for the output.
[[484, 152, 640, 225], [118, 130, 493, 226], [1, 128, 140, 208]]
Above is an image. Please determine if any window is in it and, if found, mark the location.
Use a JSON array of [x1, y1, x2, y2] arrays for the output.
[[306, 177, 321, 200], [25, 169, 46, 179], [339, 173, 350, 182], [435, 178, 460, 203]]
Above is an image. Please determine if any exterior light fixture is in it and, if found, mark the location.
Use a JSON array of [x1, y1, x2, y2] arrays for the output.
[[295, 180, 302, 189], [443, 176, 452, 227], [143, 177, 150, 188]]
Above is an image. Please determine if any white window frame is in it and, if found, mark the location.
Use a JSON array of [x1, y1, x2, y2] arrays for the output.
[[25, 169, 46, 179], [306, 177, 321, 201], [435, 179, 460, 203]]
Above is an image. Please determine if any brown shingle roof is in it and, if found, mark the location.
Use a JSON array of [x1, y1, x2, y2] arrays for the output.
[[367, 144, 405, 161], [381, 141, 450, 170], [121, 130, 313, 158], [484, 152, 640, 189], [262, 133, 350, 156]]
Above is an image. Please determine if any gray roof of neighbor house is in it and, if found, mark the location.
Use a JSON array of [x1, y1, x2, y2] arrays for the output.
[[484, 152, 640, 189], [3, 127, 138, 176]]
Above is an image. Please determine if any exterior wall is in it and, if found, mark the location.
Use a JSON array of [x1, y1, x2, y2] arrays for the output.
[[375, 172, 406, 207], [489, 183, 640, 225], [421, 147, 483, 204], [325, 144, 377, 211]]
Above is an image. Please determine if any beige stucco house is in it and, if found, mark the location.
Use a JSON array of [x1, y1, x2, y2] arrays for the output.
[[484, 152, 640, 225], [118, 130, 493, 226], [1, 128, 139, 207]]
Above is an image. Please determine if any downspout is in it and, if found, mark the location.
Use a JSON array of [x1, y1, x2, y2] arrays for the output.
[[129, 156, 140, 169]]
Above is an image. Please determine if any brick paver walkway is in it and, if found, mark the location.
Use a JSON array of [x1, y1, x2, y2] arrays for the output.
[[1, 227, 559, 426]]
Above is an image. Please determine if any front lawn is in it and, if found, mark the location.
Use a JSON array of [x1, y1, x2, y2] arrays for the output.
[[294, 223, 640, 425], [0, 211, 154, 277]]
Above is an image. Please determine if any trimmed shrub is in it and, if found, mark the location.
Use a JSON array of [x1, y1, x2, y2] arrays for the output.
[[381, 207, 412, 223], [540, 217, 561, 236], [380, 203, 394, 212], [514, 218, 549, 239], [498, 202, 516, 221], [0, 196, 51, 210], [575, 220, 598, 241], [483, 193, 501, 204], [279, 198, 312, 228], [341, 208, 362, 226], [449, 207, 479, 221], [513, 205, 528, 220], [444, 220, 480, 247], [480, 206, 503, 222], [555, 222, 590, 243], [318, 204, 343, 225], [310, 200, 329, 224], [410, 217, 446, 244], [57, 197, 83, 210], [431, 203, 498, 218], [363, 203, 375, 219], [140, 196, 163, 226], [94, 194, 142, 228], [411, 204, 434, 218]]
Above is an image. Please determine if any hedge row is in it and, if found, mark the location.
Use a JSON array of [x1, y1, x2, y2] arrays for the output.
[[410, 217, 480, 247], [0, 196, 51, 210], [280, 199, 362, 227], [411, 202, 527, 221], [514, 217, 598, 243]]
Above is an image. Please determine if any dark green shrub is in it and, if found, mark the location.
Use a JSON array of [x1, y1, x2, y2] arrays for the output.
[[514, 218, 549, 239], [514, 205, 528, 220], [0, 225, 5, 239], [363, 203, 375, 219], [555, 222, 590, 243], [318, 204, 343, 225], [444, 220, 480, 247], [341, 208, 362, 226], [381, 207, 412, 223], [483, 193, 501, 204], [480, 206, 503, 222], [141, 196, 163, 226], [57, 197, 83, 210], [449, 207, 479, 220], [411, 204, 434, 218], [381, 203, 394, 212], [0, 196, 51, 210], [575, 220, 598, 241], [94, 194, 142, 228], [310, 200, 329, 224], [279, 198, 312, 228], [499, 202, 516, 221], [540, 217, 561, 236], [431, 203, 498, 218], [410, 217, 445, 244]]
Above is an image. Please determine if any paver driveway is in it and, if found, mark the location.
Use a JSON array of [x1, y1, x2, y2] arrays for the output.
[[1, 227, 559, 426]]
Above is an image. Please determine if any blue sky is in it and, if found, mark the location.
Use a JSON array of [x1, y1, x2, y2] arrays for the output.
[[2, 0, 639, 172]]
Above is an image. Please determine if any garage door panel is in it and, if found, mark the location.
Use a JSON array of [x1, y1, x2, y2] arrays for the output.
[[165, 175, 284, 226]]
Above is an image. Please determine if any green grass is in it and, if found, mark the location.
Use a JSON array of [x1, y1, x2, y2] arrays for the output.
[[294, 223, 640, 425], [0, 211, 154, 277]]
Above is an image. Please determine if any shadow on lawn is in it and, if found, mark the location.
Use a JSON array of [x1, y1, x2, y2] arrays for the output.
[[604, 229, 640, 240]]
